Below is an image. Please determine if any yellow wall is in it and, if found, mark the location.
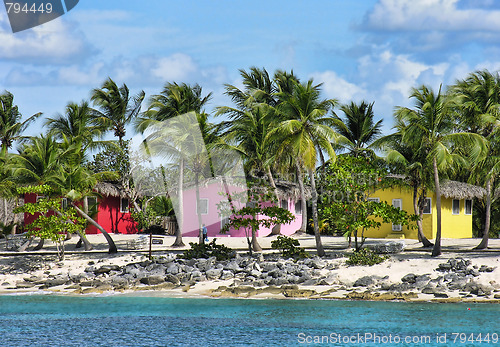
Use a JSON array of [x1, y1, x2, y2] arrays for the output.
[[363, 187, 472, 239]]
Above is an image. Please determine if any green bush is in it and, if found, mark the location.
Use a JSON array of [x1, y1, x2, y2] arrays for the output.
[[271, 235, 309, 259], [345, 248, 388, 266], [179, 239, 234, 261]]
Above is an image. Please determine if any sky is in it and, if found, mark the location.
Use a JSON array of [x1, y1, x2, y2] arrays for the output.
[[2, 0, 500, 138]]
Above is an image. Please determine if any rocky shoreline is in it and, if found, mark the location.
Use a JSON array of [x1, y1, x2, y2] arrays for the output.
[[1, 252, 499, 303]]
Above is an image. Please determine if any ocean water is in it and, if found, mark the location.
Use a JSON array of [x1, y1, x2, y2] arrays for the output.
[[0, 295, 498, 346]]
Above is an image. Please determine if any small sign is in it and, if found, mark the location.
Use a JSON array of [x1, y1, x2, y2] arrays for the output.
[[152, 239, 163, 245]]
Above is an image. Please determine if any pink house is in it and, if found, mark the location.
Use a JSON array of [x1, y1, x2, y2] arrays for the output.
[[178, 178, 307, 238]]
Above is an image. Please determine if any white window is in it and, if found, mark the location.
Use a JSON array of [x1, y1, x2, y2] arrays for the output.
[[452, 199, 460, 215], [120, 197, 130, 213], [464, 199, 472, 215], [280, 199, 288, 210], [367, 197, 380, 203], [392, 199, 402, 231], [86, 197, 98, 211], [196, 198, 208, 215], [294, 200, 302, 215], [36, 195, 46, 202], [423, 198, 432, 214]]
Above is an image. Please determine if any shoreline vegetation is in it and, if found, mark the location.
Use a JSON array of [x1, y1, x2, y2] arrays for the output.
[[0, 235, 499, 303]]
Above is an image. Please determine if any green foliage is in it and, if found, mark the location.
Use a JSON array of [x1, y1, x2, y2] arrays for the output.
[[271, 235, 309, 259], [15, 185, 86, 259], [130, 198, 163, 233], [179, 239, 234, 261], [345, 248, 389, 266], [317, 156, 418, 250]]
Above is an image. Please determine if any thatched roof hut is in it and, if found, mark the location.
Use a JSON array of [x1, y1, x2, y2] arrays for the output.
[[94, 182, 129, 198], [385, 175, 486, 200], [440, 180, 486, 200]]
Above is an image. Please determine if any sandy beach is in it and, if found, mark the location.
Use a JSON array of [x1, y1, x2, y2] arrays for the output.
[[0, 234, 499, 303]]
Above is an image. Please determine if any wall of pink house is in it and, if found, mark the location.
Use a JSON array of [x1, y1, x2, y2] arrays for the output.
[[180, 182, 303, 237]]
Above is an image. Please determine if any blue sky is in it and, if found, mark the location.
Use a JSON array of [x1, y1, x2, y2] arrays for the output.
[[2, 0, 500, 138]]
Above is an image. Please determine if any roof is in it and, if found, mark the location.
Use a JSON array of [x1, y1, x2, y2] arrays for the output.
[[440, 180, 486, 200], [94, 182, 130, 198], [385, 175, 486, 199]]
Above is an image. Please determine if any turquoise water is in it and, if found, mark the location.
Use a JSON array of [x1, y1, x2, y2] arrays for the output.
[[0, 295, 498, 346]]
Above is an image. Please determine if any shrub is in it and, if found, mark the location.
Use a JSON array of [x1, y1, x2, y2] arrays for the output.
[[345, 248, 388, 266], [179, 239, 234, 261], [271, 235, 309, 259]]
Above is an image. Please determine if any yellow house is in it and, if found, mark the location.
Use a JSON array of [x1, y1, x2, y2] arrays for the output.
[[365, 180, 486, 239]]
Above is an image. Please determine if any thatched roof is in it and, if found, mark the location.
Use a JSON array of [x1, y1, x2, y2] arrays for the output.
[[94, 182, 129, 198], [274, 180, 312, 200], [440, 180, 486, 200], [385, 175, 486, 199]]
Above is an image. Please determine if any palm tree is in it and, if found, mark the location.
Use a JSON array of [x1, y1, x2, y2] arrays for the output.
[[91, 78, 145, 147], [0, 91, 41, 151], [136, 83, 213, 247], [45, 100, 108, 151], [333, 101, 383, 158], [451, 70, 500, 249], [135, 82, 211, 133], [373, 119, 434, 247], [271, 79, 339, 257], [396, 85, 488, 256]]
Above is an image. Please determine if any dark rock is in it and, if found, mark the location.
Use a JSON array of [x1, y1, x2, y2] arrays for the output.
[[44, 277, 69, 287], [94, 265, 121, 274], [165, 274, 180, 285], [220, 270, 234, 280], [433, 293, 449, 298], [354, 276, 377, 287], [401, 273, 417, 284], [206, 268, 222, 279], [140, 276, 165, 285], [437, 263, 452, 271], [110, 276, 129, 288], [479, 265, 495, 273], [16, 281, 35, 289]]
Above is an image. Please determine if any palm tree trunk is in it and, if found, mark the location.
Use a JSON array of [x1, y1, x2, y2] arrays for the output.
[[172, 159, 185, 247], [33, 238, 44, 251], [266, 166, 282, 236], [308, 167, 325, 257], [431, 157, 442, 257], [475, 176, 492, 250], [71, 202, 117, 253], [413, 185, 433, 247], [295, 162, 307, 234], [54, 210, 93, 251], [195, 171, 204, 245]]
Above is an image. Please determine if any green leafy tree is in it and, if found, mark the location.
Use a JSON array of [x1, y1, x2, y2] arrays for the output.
[[15, 185, 86, 260]]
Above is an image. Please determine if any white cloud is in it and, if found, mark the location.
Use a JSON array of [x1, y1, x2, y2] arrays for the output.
[[151, 53, 197, 81], [363, 0, 500, 32], [0, 13, 94, 64], [310, 71, 366, 103]]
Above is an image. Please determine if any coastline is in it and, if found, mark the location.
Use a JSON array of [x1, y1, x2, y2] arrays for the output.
[[0, 235, 499, 303]]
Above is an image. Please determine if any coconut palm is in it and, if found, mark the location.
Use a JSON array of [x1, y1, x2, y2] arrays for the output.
[[136, 83, 213, 246], [333, 101, 383, 158], [135, 82, 211, 134], [451, 70, 500, 249], [271, 79, 339, 256], [373, 119, 434, 247], [0, 91, 41, 151], [45, 100, 108, 151], [91, 78, 145, 147], [396, 85, 488, 256]]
